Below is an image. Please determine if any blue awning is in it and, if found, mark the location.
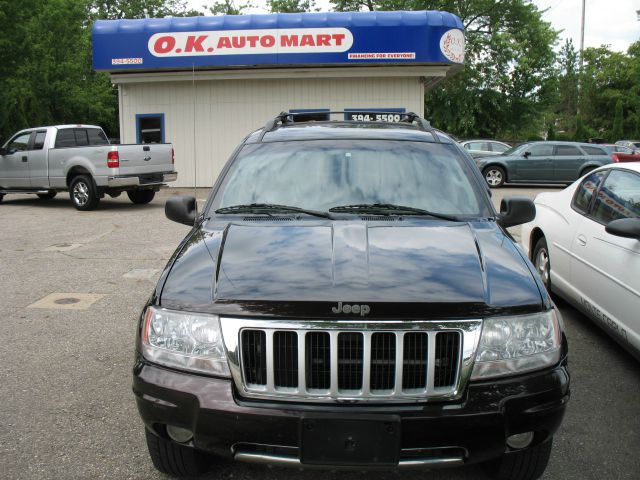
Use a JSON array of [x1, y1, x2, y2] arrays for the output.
[[92, 10, 465, 72]]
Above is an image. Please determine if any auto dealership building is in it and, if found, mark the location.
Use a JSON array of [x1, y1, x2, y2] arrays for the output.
[[92, 11, 465, 187]]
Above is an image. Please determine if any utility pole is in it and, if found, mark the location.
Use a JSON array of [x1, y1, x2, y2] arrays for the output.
[[580, 0, 586, 70], [577, 0, 586, 117]]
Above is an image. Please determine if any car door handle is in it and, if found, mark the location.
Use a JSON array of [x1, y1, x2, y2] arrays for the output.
[[21, 155, 28, 162], [576, 234, 587, 246]]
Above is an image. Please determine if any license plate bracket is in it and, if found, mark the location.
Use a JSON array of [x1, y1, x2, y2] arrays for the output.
[[300, 415, 400, 466]]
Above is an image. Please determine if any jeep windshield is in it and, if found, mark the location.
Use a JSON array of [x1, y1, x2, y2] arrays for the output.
[[210, 140, 491, 218]]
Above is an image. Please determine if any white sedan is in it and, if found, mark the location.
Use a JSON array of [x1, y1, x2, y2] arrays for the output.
[[521, 163, 640, 359]]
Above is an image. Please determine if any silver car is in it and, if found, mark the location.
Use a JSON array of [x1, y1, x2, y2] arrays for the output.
[[460, 139, 511, 158]]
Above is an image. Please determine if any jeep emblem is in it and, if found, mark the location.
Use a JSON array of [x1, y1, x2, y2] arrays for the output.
[[331, 301, 370, 316]]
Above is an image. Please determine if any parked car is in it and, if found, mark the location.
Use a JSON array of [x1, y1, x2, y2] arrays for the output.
[[0, 125, 177, 210], [602, 144, 640, 162], [522, 163, 640, 360], [615, 140, 640, 152], [134, 112, 569, 480], [460, 139, 511, 158], [477, 141, 613, 188]]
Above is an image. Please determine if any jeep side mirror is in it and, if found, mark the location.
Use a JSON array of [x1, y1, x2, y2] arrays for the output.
[[605, 218, 640, 240], [165, 196, 197, 226], [498, 196, 536, 229]]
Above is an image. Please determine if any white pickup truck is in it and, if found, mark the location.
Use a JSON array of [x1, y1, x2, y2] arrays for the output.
[[0, 125, 177, 210]]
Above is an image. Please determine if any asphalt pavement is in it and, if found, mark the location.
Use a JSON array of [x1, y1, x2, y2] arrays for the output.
[[0, 186, 638, 480]]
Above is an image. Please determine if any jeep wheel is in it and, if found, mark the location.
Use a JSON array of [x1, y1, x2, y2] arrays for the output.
[[484, 166, 506, 188], [37, 191, 57, 200], [127, 190, 155, 205], [483, 438, 553, 480], [69, 175, 99, 211], [145, 428, 210, 476], [533, 237, 551, 291]]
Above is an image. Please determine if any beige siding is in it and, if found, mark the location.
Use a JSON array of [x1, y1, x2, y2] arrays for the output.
[[120, 77, 423, 187]]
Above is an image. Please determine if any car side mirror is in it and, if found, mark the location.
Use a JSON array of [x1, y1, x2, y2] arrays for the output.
[[0, 147, 7, 156], [165, 196, 197, 226], [523, 151, 531, 158], [605, 218, 640, 240], [498, 197, 536, 229]]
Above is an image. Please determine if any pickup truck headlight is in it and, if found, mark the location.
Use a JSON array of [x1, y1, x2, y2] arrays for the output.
[[471, 309, 562, 380], [141, 306, 230, 377]]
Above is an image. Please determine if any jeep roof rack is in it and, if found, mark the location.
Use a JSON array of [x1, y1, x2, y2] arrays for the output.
[[260, 111, 437, 141]]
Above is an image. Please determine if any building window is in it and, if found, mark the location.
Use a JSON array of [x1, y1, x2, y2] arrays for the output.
[[289, 109, 330, 122], [136, 114, 165, 143]]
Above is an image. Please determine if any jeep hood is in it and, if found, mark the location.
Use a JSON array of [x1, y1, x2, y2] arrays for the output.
[[159, 221, 545, 318]]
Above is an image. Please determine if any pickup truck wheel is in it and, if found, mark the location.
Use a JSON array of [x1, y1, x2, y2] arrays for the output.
[[483, 438, 553, 480], [483, 166, 506, 188], [69, 175, 99, 211], [37, 192, 57, 200], [127, 190, 155, 204], [144, 428, 210, 476]]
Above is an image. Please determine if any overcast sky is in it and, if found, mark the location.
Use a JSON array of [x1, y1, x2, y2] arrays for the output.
[[190, 1, 640, 53], [533, 0, 639, 52]]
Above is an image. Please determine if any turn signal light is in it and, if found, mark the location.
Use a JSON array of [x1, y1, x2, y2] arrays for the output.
[[107, 151, 120, 168], [171, 148, 175, 165]]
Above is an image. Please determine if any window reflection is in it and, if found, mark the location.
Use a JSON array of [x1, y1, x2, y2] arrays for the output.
[[591, 170, 640, 224], [216, 140, 488, 216]]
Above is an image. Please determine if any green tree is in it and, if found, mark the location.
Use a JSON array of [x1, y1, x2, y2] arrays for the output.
[[268, 0, 313, 12], [546, 120, 556, 141], [209, 0, 253, 15], [553, 39, 579, 134], [90, 0, 198, 19], [577, 44, 639, 140], [611, 99, 624, 142], [574, 115, 588, 142]]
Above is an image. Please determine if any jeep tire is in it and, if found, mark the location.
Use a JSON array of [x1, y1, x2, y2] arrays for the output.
[[483, 438, 553, 480], [145, 428, 210, 476], [127, 189, 156, 205]]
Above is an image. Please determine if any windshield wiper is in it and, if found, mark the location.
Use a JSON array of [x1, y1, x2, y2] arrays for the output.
[[215, 203, 331, 219], [328, 203, 460, 221]]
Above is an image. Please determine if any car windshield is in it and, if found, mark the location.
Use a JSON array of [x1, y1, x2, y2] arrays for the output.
[[501, 143, 529, 156], [211, 139, 491, 218]]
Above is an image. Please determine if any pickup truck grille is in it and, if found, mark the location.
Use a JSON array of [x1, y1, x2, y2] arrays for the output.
[[224, 319, 478, 403]]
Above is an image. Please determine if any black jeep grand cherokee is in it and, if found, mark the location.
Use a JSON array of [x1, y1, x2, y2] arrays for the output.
[[134, 113, 569, 480]]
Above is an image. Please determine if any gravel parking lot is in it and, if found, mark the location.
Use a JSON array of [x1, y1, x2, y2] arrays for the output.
[[1, 186, 639, 480]]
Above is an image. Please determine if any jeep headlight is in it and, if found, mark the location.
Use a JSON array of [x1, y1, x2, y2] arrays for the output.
[[471, 309, 562, 380], [141, 306, 230, 377]]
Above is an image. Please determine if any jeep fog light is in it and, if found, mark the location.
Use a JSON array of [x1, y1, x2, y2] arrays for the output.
[[507, 432, 534, 449], [471, 309, 561, 380], [167, 425, 193, 443], [142, 306, 230, 377]]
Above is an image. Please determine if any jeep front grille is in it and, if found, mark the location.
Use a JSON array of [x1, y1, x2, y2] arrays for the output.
[[222, 319, 482, 403]]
